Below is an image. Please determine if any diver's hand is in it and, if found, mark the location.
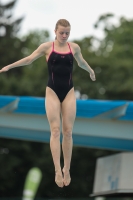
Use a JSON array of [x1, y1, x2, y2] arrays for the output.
[[0, 66, 9, 73], [90, 70, 96, 81]]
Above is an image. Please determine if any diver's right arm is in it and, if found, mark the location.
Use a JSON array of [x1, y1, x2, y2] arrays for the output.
[[0, 43, 46, 73]]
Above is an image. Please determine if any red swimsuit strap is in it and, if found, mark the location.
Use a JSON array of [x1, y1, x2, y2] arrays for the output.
[[67, 42, 72, 53], [53, 42, 72, 53]]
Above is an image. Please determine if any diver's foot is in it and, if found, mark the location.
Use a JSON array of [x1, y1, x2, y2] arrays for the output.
[[62, 168, 71, 186], [55, 170, 64, 188]]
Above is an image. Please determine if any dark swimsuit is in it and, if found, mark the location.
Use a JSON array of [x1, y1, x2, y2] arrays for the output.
[[47, 42, 74, 102]]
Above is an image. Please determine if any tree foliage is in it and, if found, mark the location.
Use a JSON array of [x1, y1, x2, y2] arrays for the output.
[[0, 0, 24, 68], [0, 138, 119, 198], [93, 14, 133, 100], [17, 30, 50, 96], [1, 10, 133, 100]]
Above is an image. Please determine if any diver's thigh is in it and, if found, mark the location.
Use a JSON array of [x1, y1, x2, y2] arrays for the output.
[[61, 88, 76, 130], [45, 87, 61, 126]]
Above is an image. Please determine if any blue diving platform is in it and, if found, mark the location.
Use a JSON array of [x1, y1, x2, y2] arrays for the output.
[[0, 95, 133, 151]]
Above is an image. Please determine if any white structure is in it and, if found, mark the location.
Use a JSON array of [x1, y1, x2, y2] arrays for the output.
[[92, 152, 133, 196]]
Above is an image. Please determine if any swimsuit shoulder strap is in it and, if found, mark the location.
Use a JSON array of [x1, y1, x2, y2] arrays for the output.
[[67, 42, 72, 53]]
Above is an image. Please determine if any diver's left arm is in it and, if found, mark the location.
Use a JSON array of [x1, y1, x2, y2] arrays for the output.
[[73, 43, 96, 81]]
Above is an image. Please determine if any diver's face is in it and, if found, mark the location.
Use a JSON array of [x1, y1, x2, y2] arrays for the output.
[[55, 25, 70, 43]]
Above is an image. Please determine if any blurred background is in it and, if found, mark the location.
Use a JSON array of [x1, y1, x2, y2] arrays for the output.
[[0, 0, 133, 199]]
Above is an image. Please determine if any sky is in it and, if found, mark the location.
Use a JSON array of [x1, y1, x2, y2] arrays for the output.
[[2, 0, 133, 40]]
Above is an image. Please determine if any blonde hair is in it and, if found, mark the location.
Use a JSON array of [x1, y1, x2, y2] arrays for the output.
[[55, 19, 71, 31]]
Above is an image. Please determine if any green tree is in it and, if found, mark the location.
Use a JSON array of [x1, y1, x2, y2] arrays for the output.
[[72, 36, 99, 99], [17, 30, 50, 97], [0, 0, 24, 69], [1, 11, 133, 100], [0, 0, 28, 95], [0, 137, 119, 198], [73, 14, 133, 100], [93, 14, 133, 100]]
